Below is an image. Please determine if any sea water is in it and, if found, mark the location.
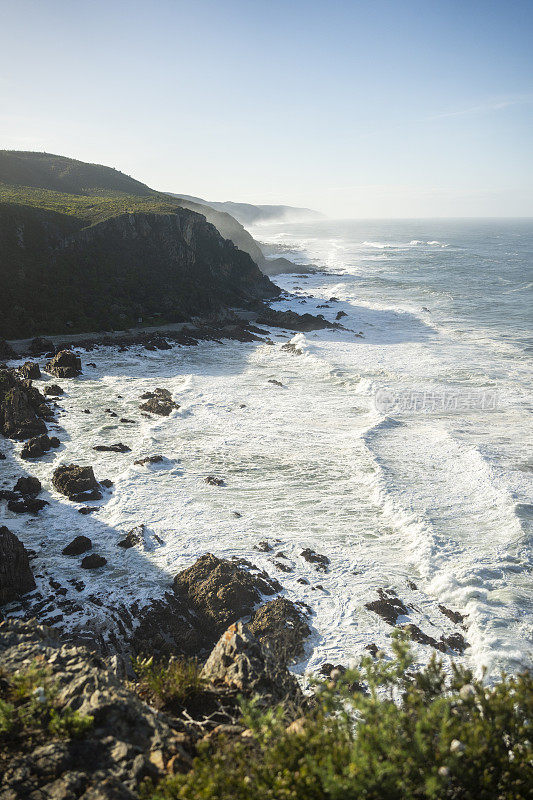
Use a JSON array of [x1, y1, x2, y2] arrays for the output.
[[2, 218, 531, 679]]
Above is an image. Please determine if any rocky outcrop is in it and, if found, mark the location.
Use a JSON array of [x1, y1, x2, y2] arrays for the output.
[[0, 368, 48, 439], [0, 527, 36, 603], [300, 548, 330, 572], [93, 442, 131, 453], [46, 350, 82, 378], [18, 361, 41, 380], [256, 308, 340, 332], [173, 554, 281, 636], [62, 536, 92, 556], [20, 432, 60, 459], [248, 597, 311, 663], [0, 339, 16, 360], [139, 388, 179, 417], [201, 622, 303, 705], [52, 464, 102, 501], [365, 589, 409, 625], [13, 475, 41, 496]]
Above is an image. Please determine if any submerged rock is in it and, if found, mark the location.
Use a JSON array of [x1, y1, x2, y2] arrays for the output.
[[93, 442, 131, 453], [52, 464, 102, 501], [134, 455, 164, 466], [117, 524, 145, 549], [205, 475, 225, 486], [365, 589, 409, 625], [46, 350, 82, 378], [139, 388, 179, 416], [62, 536, 92, 556], [300, 548, 330, 572], [0, 526, 36, 604]]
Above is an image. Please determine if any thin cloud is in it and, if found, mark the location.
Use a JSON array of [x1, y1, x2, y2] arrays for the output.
[[428, 94, 533, 120]]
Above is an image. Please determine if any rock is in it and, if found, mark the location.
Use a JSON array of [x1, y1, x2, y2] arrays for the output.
[[13, 476, 41, 496], [118, 525, 145, 549], [139, 388, 179, 416], [0, 451, 5, 460], [28, 337, 54, 355], [438, 604, 465, 624], [201, 622, 303, 704], [46, 350, 82, 378], [365, 589, 409, 625], [205, 475, 225, 486], [18, 361, 41, 380], [52, 464, 102, 501], [100, 479, 114, 488], [335, 310, 348, 320], [254, 540, 273, 553], [173, 553, 280, 637], [300, 548, 330, 572], [62, 536, 92, 555], [81, 553, 107, 569], [0, 369, 48, 439], [93, 443, 131, 453], [256, 308, 339, 332], [442, 632, 469, 653], [7, 497, 48, 513], [78, 506, 98, 515], [248, 597, 311, 663], [20, 433, 60, 459], [403, 624, 447, 652], [134, 455, 164, 466], [268, 378, 283, 387], [0, 339, 16, 360], [0, 618, 187, 798], [365, 643, 380, 657], [0, 526, 36, 603], [44, 383, 64, 396]]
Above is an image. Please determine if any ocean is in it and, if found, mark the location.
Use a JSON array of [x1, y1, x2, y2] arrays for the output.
[[3, 218, 532, 679]]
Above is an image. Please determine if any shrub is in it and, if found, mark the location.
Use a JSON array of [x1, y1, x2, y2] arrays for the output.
[[145, 632, 532, 800], [132, 655, 204, 708]]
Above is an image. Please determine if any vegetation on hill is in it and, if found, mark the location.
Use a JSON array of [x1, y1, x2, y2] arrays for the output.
[[0, 152, 277, 338], [145, 633, 532, 800]]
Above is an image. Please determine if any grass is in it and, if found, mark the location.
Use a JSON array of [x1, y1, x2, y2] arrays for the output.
[[132, 655, 205, 709]]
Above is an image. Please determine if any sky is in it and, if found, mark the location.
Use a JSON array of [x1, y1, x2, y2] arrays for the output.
[[1, 0, 532, 217]]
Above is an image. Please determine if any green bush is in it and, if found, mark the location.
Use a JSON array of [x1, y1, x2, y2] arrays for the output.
[[0, 663, 93, 743], [145, 632, 532, 800], [132, 655, 204, 708]]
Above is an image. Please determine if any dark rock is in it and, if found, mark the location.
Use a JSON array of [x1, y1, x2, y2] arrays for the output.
[[407, 580, 418, 590], [268, 378, 283, 387], [87, 362, 97, 367], [93, 443, 131, 453], [7, 497, 48, 513], [0, 526, 36, 603], [365, 643, 380, 657], [254, 540, 273, 553], [300, 548, 330, 572], [248, 597, 311, 663], [52, 464, 102, 501], [62, 536, 92, 555], [81, 553, 107, 569], [139, 388, 179, 416], [134, 455, 164, 466], [0, 369, 48, 439], [335, 310, 348, 320], [205, 475, 225, 486], [201, 622, 303, 705], [20, 433, 58, 459], [13, 476, 41, 496], [46, 350, 82, 378], [438, 604, 465, 625], [28, 337, 54, 355], [78, 506, 98, 515], [403, 624, 446, 652], [0, 451, 5, 459], [365, 589, 409, 625], [100, 478, 114, 488], [18, 361, 41, 380], [273, 560, 293, 573], [105, 408, 118, 417], [118, 524, 145, 549], [256, 308, 339, 332], [441, 632, 469, 653], [173, 553, 280, 638], [120, 417, 136, 423], [44, 383, 64, 396], [0, 339, 16, 360]]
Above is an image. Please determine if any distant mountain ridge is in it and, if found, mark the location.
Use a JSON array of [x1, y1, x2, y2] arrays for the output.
[[173, 194, 324, 226], [0, 151, 277, 338]]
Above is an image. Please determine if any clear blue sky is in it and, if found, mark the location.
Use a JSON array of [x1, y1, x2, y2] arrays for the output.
[[1, 0, 532, 217]]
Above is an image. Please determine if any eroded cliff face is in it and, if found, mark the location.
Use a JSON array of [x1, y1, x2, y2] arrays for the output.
[[0, 205, 278, 338]]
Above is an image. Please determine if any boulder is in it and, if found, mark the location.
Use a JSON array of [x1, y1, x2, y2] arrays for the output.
[[21, 433, 60, 459], [300, 548, 330, 572], [117, 525, 145, 549], [28, 337, 54, 355], [7, 497, 48, 513], [46, 350, 82, 378], [52, 464, 102, 501], [139, 389, 179, 417], [81, 553, 107, 569], [248, 597, 311, 663], [13, 476, 41, 496], [134, 455, 164, 466], [201, 622, 302, 704], [0, 526, 36, 603], [335, 310, 348, 320], [18, 361, 41, 380], [205, 476, 225, 486], [0, 339, 16, 360], [93, 443, 131, 453], [365, 589, 409, 625], [44, 383, 64, 397], [62, 536, 92, 556], [0, 372, 48, 439], [173, 554, 280, 637]]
